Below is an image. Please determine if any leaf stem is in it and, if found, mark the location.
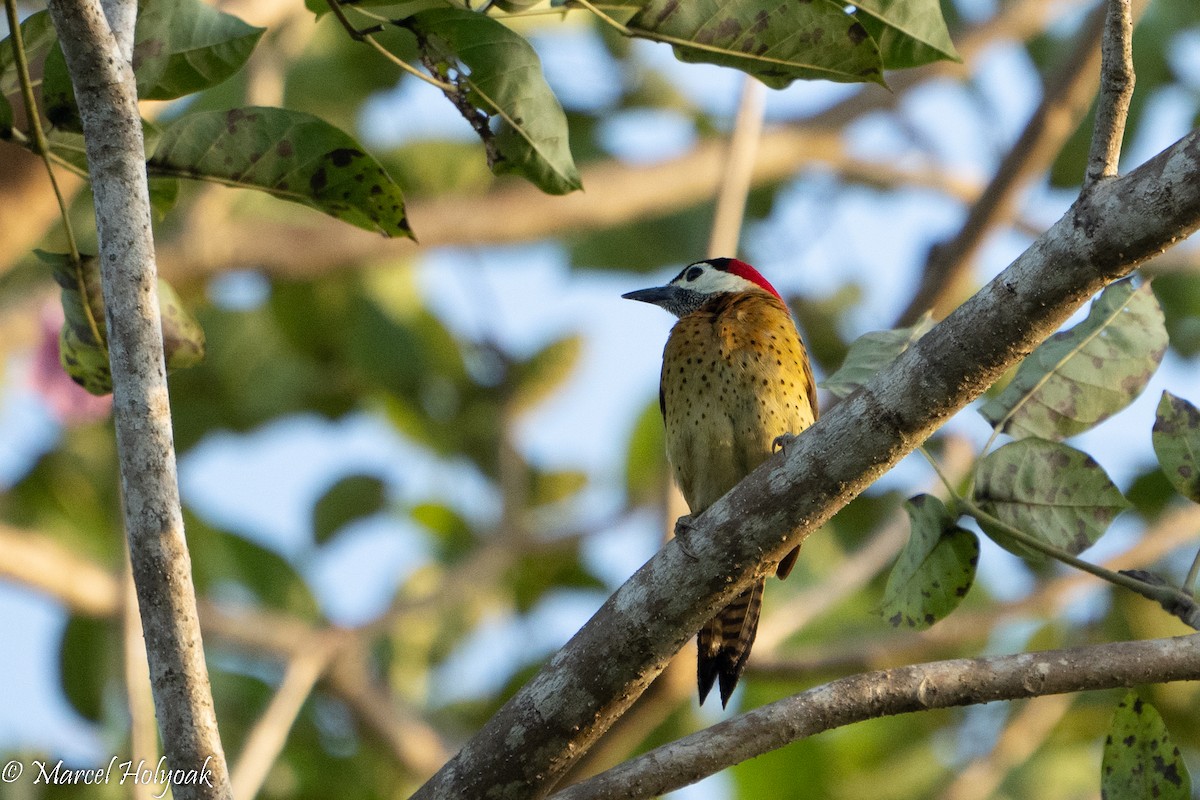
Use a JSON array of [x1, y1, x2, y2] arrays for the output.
[[5, 0, 105, 352], [324, 0, 455, 92], [1183, 545, 1200, 596], [4, 0, 81, 265], [570, 0, 633, 36], [920, 446, 1197, 626]]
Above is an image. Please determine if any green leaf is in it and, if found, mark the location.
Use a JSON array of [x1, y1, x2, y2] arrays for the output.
[[624, 398, 667, 506], [411, 502, 475, 563], [405, 8, 582, 195], [41, 41, 81, 131], [0, 10, 57, 98], [880, 494, 977, 630], [852, 0, 960, 69], [529, 469, 588, 507], [973, 438, 1130, 562], [148, 107, 413, 237], [38, 250, 206, 396], [508, 543, 603, 612], [627, 0, 885, 88], [188, 523, 323, 619], [59, 615, 118, 723], [132, 0, 265, 100], [980, 279, 1167, 439], [821, 312, 933, 399], [39, 0, 262, 132], [1152, 391, 1200, 503], [1102, 692, 1191, 800], [313, 473, 388, 545], [509, 334, 583, 414], [158, 277, 207, 370], [1153, 272, 1200, 358], [148, 176, 182, 219], [0, 92, 11, 138]]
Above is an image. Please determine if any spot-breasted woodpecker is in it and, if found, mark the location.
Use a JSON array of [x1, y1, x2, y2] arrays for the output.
[[623, 257, 818, 707]]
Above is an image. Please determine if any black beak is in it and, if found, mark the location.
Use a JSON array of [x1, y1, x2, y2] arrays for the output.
[[622, 286, 678, 308]]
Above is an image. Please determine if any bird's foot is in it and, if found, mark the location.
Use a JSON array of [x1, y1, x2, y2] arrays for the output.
[[773, 432, 800, 455], [673, 514, 699, 561]]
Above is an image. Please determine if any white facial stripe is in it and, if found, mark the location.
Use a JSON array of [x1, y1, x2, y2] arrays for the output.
[[670, 263, 759, 295]]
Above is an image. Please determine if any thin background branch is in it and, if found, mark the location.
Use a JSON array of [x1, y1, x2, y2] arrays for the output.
[[895, 0, 1143, 325], [1085, 0, 1136, 186]]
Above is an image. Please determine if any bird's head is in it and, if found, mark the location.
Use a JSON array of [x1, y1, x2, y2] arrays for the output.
[[622, 257, 783, 318]]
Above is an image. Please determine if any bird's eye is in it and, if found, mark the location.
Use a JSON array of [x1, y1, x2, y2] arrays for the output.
[[685, 266, 703, 282]]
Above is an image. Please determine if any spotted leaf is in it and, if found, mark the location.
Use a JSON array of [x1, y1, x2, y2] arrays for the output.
[[148, 107, 412, 238], [627, 0, 886, 88], [980, 279, 1166, 440], [38, 251, 205, 397], [1152, 391, 1200, 503], [405, 9, 581, 195], [1102, 692, 1191, 800], [974, 438, 1130, 562], [880, 494, 978, 630]]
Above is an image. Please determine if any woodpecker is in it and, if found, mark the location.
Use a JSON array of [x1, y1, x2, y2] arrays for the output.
[[623, 257, 818, 707]]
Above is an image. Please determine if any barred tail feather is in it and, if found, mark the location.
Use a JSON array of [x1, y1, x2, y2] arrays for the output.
[[696, 580, 764, 707]]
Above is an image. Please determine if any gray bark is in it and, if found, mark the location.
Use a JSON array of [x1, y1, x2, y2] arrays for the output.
[[43, 2, 232, 798]]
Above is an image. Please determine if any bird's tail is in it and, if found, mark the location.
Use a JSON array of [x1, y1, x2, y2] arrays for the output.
[[697, 579, 764, 707]]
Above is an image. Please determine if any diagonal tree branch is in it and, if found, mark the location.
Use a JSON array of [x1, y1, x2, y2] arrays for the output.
[[552, 634, 1200, 800], [409, 128, 1200, 800]]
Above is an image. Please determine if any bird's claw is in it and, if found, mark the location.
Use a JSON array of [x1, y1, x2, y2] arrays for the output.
[[773, 432, 799, 455], [673, 514, 699, 561]]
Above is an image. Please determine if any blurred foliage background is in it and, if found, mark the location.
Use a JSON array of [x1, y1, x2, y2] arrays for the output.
[[2, 0, 1200, 798]]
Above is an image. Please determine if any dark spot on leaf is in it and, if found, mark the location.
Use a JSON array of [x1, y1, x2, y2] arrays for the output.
[[310, 167, 328, 194], [225, 108, 252, 135], [328, 148, 363, 167], [654, 0, 680, 25], [277, 140, 294, 158], [714, 17, 740, 40], [848, 21, 868, 45]]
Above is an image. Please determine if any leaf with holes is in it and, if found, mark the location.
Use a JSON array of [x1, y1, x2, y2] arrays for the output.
[[148, 107, 412, 237], [405, 8, 581, 195], [880, 494, 978, 630], [853, 0, 960, 69], [973, 438, 1130, 562], [1152, 391, 1200, 503], [627, 0, 885, 88], [980, 279, 1166, 440], [1102, 692, 1191, 800], [821, 312, 933, 399]]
